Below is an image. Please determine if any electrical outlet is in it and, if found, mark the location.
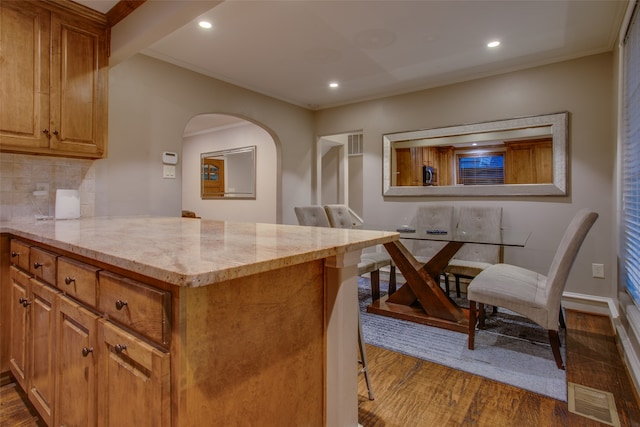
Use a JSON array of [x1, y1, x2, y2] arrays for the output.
[[36, 183, 50, 192], [592, 263, 605, 279]]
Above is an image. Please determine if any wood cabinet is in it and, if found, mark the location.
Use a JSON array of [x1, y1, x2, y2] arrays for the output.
[[6, 238, 171, 426], [0, 0, 109, 159], [97, 271, 171, 346], [396, 146, 452, 186], [96, 319, 171, 427], [54, 294, 98, 427], [396, 139, 552, 186], [57, 256, 99, 307], [505, 139, 553, 184], [8, 239, 60, 426], [8, 263, 60, 426], [28, 278, 59, 426], [8, 266, 29, 390]]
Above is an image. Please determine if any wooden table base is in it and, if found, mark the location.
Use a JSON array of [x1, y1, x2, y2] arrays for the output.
[[366, 240, 470, 333], [367, 295, 469, 333]]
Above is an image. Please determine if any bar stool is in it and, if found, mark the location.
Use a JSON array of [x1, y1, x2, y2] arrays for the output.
[[358, 311, 374, 400]]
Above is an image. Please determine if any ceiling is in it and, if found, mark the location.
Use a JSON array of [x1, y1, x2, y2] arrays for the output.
[[78, 0, 628, 111]]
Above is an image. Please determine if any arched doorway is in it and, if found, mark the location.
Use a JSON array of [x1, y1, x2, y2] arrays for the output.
[[181, 114, 278, 223]]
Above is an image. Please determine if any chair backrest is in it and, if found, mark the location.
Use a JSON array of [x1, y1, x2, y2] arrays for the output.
[[294, 206, 331, 227], [413, 205, 454, 257], [545, 209, 599, 311], [324, 204, 354, 229], [452, 206, 503, 263]]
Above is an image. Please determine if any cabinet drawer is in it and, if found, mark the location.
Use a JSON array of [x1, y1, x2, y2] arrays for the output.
[[10, 239, 31, 271], [30, 247, 58, 285], [98, 271, 171, 345], [57, 257, 100, 306]]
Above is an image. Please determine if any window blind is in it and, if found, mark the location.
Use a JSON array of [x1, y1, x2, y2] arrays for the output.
[[458, 155, 505, 185], [623, 2, 640, 304]]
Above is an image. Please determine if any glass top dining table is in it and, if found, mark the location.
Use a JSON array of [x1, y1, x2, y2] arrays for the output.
[[361, 224, 530, 333], [365, 224, 530, 247]]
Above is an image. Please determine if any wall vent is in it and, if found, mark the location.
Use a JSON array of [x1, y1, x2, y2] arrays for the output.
[[348, 134, 363, 156], [568, 382, 620, 426]]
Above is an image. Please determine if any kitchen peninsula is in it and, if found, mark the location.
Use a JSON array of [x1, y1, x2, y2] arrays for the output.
[[0, 217, 398, 426]]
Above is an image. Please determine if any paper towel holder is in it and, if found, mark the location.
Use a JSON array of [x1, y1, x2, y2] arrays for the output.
[[55, 189, 80, 220]]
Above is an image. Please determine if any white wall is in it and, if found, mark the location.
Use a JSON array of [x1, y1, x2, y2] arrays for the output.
[[100, 54, 314, 224], [315, 53, 616, 301], [321, 145, 340, 205], [182, 122, 277, 223]]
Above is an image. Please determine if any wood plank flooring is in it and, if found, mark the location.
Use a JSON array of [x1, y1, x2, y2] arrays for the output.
[[1, 310, 638, 426], [357, 310, 640, 426], [0, 382, 45, 427]]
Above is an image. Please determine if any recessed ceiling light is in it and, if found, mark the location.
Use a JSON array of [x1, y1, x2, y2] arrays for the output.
[[199, 21, 212, 29], [329, 82, 339, 88], [487, 40, 500, 48]]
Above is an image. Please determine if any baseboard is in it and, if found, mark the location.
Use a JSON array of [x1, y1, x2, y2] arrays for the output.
[[561, 291, 618, 318], [614, 294, 640, 397], [0, 370, 14, 387]]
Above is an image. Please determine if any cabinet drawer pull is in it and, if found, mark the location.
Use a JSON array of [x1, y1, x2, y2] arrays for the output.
[[33, 262, 42, 269], [114, 344, 127, 354], [52, 130, 59, 136], [82, 347, 94, 357], [42, 129, 50, 136], [115, 300, 128, 310], [11, 251, 19, 258], [18, 297, 31, 307], [64, 277, 76, 285]]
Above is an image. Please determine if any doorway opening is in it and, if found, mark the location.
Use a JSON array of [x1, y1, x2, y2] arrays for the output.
[[316, 131, 364, 219]]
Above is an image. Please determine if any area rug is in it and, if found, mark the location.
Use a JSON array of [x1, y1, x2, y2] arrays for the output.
[[358, 277, 567, 401]]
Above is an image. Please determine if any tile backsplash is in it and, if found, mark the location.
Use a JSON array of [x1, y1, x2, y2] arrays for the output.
[[0, 153, 95, 221]]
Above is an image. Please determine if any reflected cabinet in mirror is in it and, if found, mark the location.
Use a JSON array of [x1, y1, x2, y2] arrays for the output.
[[201, 146, 256, 199], [383, 112, 568, 197]]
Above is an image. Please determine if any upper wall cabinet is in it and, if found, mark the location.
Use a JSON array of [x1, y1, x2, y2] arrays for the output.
[[0, 0, 109, 159]]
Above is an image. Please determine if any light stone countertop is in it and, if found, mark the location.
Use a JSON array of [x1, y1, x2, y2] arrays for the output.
[[1, 217, 398, 287]]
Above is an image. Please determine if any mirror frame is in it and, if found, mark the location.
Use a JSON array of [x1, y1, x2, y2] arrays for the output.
[[382, 112, 568, 197], [201, 145, 256, 199]]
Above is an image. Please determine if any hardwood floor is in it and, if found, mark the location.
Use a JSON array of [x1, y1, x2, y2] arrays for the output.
[[0, 382, 45, 427], [358, 310, 640, 426], [1, 310, 638, 426]]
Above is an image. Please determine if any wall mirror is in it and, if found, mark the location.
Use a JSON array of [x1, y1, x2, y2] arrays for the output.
[[201, 145, 256, 199], [383, 112, 568, 197]]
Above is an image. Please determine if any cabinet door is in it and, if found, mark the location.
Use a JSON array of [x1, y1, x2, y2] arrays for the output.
[[0, 1, 50, 149], [49, 11, 108, 157], [29, 279, 59, 426], [97, 320, 171, 427], [55, 295, 98, 427], [9, 266, 30, 390]]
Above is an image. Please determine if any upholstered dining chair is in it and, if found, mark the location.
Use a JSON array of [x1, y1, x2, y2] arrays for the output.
[[294, 205, 331, 227], [467, 208, 598, 370], [444, 206, 503, 297], [324, 204, 397, 299], [412, 205, 454, 293]]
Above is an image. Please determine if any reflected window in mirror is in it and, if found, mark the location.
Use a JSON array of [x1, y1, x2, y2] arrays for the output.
[[383, 112, 567, 197], [201, 145, 256, 199]]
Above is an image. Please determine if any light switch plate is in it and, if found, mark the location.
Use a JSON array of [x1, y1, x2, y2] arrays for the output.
[[163, 165, 176, 179], [592, 263, 605, 279]]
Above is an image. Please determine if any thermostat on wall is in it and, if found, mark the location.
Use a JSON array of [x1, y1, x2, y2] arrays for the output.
[[162, 151, 178, 164]]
